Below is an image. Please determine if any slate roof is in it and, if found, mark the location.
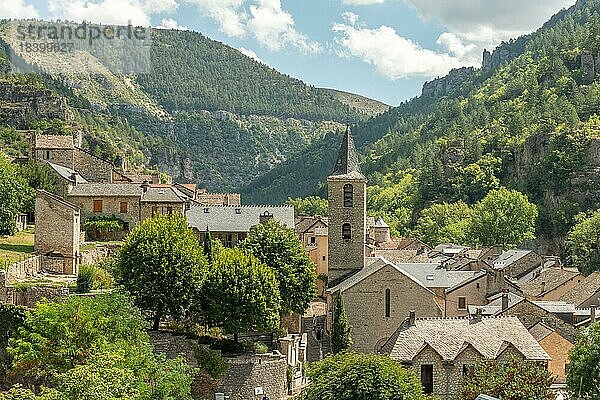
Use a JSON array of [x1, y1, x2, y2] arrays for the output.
[[186, 205, 295, 233], [492, 250, 534, 270], [521, 267, 581, 297], [141, 187, 187, 203], [374, 217, 389, 228], [372, 249, 431, 264], [398, 263, 482, 290], [46, 162, 87, 183], [68, 183, 143, 197], [35, 135, 73, 149], [531, 301, 576, 314], [329, 126, 365, 180], [528, 321, 555, 342], [295, 216, 328, 234], [432, 243, 469, 255], [559, 272, 600, 306], [381, 316, 550, 362]]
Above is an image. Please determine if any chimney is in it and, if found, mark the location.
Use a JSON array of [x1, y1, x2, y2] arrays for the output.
[[70, 172, 78, 184], [141, 181, 150, 193], [471, 308, 483, 324], [408, 310, 416, 326], [259, 211, 274, 225], [501, 289, 509, 311], [540, 281, 546, 295], [591, 305, 597, 324]]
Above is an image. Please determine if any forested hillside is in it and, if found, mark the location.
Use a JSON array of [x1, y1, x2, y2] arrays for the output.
[[0, 21, 383, 190], [243, 0, 600, 252]]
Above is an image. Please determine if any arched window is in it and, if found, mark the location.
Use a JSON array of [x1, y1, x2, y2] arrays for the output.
[[343, 184, 353, 207], [385, 289, 391, 318], [342, 223, 352, 240]]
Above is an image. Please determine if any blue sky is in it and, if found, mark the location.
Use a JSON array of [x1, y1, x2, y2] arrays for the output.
[[3, 0, 576, 105]]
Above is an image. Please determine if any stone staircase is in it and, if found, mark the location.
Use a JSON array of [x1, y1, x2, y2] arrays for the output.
[[301, 315, 331, 362]]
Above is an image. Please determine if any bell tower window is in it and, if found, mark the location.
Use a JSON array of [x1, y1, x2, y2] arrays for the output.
[[343, 184, 353, 207], [342, 223, 352, 240]]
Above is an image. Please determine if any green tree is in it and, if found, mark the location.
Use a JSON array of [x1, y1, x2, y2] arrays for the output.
[[201, 247, 280, 334], [451, 154, 502, 203], [468, 187, 538, 248], [414, 202, 472, 247], [18, 161, 56, 215], [566, 210, 600, 275], [117, 214, 208, 330], [241, 220, 316, 315], [567, 322, 600, 398], [300, 352, 425, 400], [331, 292, 352, 354], [0, 153, 31, 235], [203, 227, 213, 264], [460, 356, 555, 400], [285, 196, 328, 217]]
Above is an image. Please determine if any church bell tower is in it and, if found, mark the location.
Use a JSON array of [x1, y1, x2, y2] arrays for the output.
[[327, 126, 367, 284]]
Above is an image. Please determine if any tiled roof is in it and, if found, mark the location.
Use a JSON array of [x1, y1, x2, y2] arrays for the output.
[[329, 127, 365, 180], [521, 267, 581, 297], [398, 263, 482, 289], [528, 321, 555, 342], [295, 216, 328, 233], [381, 316, 550, 362], [531, 301, 576, 314], [559, 272, 600, 306], [68, 183, 143, 197], [372, 249, 431, 264], [141, 186, 187, 203], [374, 217, 389, 228], [492, 250, 534, 270], [46, 162, 87, 183], [432, 243, 469, 255], [186, 205, 295, 233], [35, 135, 73, 149]]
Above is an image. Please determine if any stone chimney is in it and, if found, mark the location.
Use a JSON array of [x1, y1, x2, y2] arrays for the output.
[[591, 305, 597, 324], [540, 281, 546, 295], [501, 289, 509, 311], [408, 310, 416, 326], [141, 181, 150, 193], [471, 308, 483, 324], [259, 211, 274, 225]]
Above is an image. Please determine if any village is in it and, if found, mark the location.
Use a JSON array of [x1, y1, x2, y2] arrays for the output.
[[0, 128, 597, 400]]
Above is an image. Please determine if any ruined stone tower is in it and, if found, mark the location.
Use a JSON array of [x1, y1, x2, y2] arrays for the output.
[[327, 126, 367, 284]]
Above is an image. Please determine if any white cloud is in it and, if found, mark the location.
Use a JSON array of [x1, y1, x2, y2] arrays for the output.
[[185, 0, 246, 37], [143, 0, 179, 14], [342, 0, 385, 4], [248, 0, 321, 53], [47, 0, 152, 26], [0, 0, 39, 18], [405, 0, 576, 47], [333, 18, 468, 80], [157, 18, 188, 30], [238, 47, 263, 63], [436, 32, 476, 59]]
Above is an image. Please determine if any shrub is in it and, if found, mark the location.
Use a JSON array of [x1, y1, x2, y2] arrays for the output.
[[193, 345, 228, 379]]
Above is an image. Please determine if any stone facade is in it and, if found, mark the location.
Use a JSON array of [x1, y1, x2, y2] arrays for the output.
[[539, 331, 572, 383], [445, 274, 488, 317], [73, 148, 114, 183], [69, 195, 141, 231], [34, 190, 80, 274], [5, 285, 69, 308], [329, 263, 442, 353], [327, 177, 366, 284]]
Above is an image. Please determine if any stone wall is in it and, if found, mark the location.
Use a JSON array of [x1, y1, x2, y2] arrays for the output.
[[80, 244, 121, 266], [327, 177, 366, 284], [540, 331, 573, 383], [73, 148, 113, 183], [445, 275, 488, 317], [68, 195, 141, 230], [140, 202, 186, 221], [505, 252, 542, 279], [5, 285, 69, 308]]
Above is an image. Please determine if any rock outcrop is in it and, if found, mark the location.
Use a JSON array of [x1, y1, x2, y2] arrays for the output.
[[421, 67, 475, 98]]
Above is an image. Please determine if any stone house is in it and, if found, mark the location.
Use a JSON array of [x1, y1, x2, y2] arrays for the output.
[[327, 257, 443, 353], [492, 249, 543, 280], [521, 266, 582, 301], [380, 314, 550, 399], [196, 188, 241, 206], [186, 205, 295, 247], [529, 321, 573, 383], [295, 216, 329, 295], [559, 271, 600, 308], [34, 190, 80, 274]]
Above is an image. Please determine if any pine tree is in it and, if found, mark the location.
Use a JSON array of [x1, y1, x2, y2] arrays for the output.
[[203, 226, 213, 264], [331, 292, 352, 354]]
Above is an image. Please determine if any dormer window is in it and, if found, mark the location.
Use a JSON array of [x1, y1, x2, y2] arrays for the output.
[[204, 208, 209, 213], [343, 184, 353, 207], [235, 208, 241, 214]]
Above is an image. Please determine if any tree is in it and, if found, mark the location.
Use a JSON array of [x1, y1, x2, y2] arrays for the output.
[[18, 161, 56, 215], [567, 322, 600, 398], [414, 201, 472, 246], [203, 226, 213, 264], [241, 220, 316, 315], [285, 196, 328, 217], [460, 356, 555, 400], [0, 153, 31, 235], [116, 214, 208, 330], [566, 210, 600, 275], [201, 247, 280, 334], [331, 292, 352, 354], [468, 187, 538, 248], [300, 352, 425, 400]]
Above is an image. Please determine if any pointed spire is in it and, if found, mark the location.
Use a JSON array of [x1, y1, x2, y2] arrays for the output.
[[330, 125, 365, 179]]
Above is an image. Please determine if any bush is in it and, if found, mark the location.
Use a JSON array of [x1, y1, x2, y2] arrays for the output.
[[193, 345, 227, 379], [76, 263, 114, 294], [82, 215, 124, 233]]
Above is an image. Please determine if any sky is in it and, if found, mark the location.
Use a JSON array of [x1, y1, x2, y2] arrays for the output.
[[2, 0, 577, 105]]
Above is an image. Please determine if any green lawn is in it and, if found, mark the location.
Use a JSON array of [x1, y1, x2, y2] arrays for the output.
[[0, 226, 35, 267]]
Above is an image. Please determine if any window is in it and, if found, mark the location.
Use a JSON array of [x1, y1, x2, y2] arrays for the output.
[[167, 206, 173, 215], [385, 289, 391, 318], [462, 364, 474, 377], [322, 256, 326, 261], [235, 208, 241, 214], [44, 150, 51, 160], [119, 202, 128, 213], [342, 223, 352, 240], [151, 206, 159, 215], [458, 297, 467, 310], [476, 282, 480, 289], [343, 184, 353, 207], [310, 236, 316, 244], [92, 200, 103, 213], [421, 365, 433, 394], [204, 208, 209, 213]]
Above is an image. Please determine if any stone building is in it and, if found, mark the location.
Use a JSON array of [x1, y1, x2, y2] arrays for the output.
[[559, 271, 600, 307], [34, 190, 80, 274], [492, 249, 543, 280], [380, 314, 550, 399], [521, 266, 582, 301], [295, 216, 329, 295], [529, 321, 573, 383], [196, 188, 241, 206], [187, 205, 295, 247], [327, 127, 367, 285]]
